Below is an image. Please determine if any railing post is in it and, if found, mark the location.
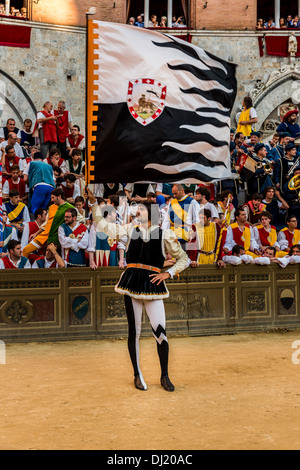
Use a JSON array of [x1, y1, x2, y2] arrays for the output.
[[167, 0, 173, 28], [144, 0, 149, 28], [5, 0, 10, 16], [274, 0, 280, 28]]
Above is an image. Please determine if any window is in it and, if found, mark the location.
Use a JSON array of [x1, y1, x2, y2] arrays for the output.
[[257, 0, 299, 27], [127, 0, 189, 28], [1, 0, 28, 19]]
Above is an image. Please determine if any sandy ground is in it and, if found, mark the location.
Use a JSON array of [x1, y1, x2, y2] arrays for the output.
[[1, 331, 300, 450]]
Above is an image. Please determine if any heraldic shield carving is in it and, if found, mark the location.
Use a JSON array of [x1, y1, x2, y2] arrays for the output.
[[127, 78, 167, 126]]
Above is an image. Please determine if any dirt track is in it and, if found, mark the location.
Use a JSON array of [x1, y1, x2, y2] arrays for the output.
[[1, 331, 300, 450]]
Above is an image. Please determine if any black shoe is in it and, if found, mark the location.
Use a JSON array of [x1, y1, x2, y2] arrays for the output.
[[161, 375, 175, 392], [134, 375, 147, 391]]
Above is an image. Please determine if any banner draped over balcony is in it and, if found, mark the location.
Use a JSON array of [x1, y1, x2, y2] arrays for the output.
[[0, 24, 31, 48], [265, 35, 300, 57]]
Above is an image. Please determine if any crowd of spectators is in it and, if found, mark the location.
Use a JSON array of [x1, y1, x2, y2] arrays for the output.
[[0, 3, 28, 19], [127, 13, 186, 28], [257, 14, 300, 29], [2, 96, 300, 271]]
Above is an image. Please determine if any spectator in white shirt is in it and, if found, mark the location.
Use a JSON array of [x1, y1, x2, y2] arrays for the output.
[[0, 132, 24, 159], [0, 118, 22, 143], [195, 186, 219, 223]]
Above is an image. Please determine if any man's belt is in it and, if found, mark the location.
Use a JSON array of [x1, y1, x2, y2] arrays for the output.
[[199, 249, 215, 255], [127, 263, 161, 273]]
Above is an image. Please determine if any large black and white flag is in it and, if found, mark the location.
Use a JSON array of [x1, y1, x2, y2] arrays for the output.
[[86, 21, 237, 184]]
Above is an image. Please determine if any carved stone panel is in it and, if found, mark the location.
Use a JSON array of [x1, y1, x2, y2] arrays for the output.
[[106, 297, 127, 319], [242, 289, 270, 318], [0, 299, 33, 325]]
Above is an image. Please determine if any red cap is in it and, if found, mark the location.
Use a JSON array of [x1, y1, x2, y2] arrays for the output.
[[283, 109, 299, 121]]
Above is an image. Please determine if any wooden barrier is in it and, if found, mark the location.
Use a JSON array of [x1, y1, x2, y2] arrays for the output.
[[0, 264, 299, 343]]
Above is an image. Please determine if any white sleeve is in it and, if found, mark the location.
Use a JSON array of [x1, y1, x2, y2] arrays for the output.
[[223, 226, 234, 251], [19, 159, 27, 172], [243, 205, 250, 221], [0, 128, 4, 138], [23, 206, 31, 224], [92, 203, 131, 241], [73, 182, 81, 199], [250, 107, 257, 119], [60, 161, 69, 174], [209, 203, 219, 220], [12, 227, 18, 241], [277, 231, 289, 250], [187, 199, 200, 225], [75, 229, 89, 251], [21, 222, 30, 249], [24, 259, 31, 269], [23, 161, 31, 176], [161, 205, 171, 231], [223, 255, 242, 265], [78, 137, 85, 150], [252, 257, 271, 265], [250, 226, 259, 250], [147, 184, 155, 194], [2, 180, 9, 195], [156, 183, 163, 193], [287, 255, 300, 264], [240, 254, 253, 264], [87, 224, 96, 252], [68, 111, 73, 122], [163, 229, 189, 276], [0, 259, 4, 269], [277, 257, 290, 268], [252, 226, 261, 247], [58, 226, 76, 250], [124, 183, 133, 194], [15, 143, 24, 158]]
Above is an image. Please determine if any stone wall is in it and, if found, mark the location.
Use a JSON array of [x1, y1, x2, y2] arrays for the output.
[[0, 19, 86, 130]]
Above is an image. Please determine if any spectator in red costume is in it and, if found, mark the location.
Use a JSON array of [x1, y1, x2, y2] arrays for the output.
[[61, 174, 81, 204], [32, 243, 66, 269], [54, 100, 73, 160], [35, 101, 58, 159], [44, 147, 64, 168], [0, 240, 31, 269], [2, 165, 28, 202], [0, 144, 21, 181], [66, 125, 85, 158], [21, 208, 48, 259]]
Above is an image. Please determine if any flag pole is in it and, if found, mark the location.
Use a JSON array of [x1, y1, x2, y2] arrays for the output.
[[214, 194, 232, 262], [85, 7, 97, 188]]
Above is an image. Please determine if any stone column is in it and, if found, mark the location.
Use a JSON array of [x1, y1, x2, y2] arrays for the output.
[[274, 0, 280, 28], [144, 0, 149, 27], [167, 0, 173, 27], [5, 0, 10, 16]]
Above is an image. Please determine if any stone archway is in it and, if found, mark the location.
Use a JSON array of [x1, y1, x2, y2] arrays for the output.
[[250, 64, 300, 138], [0, 70, 37, 129]]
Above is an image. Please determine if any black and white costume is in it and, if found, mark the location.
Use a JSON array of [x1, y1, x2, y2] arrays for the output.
[[92, 204, 188, 391]]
